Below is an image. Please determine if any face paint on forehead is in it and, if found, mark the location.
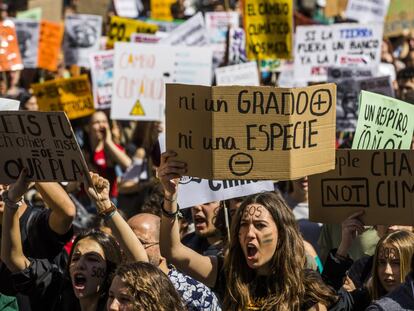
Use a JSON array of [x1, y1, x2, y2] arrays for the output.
[[242, 204, 263, 219], [379, 246, 399, 260]]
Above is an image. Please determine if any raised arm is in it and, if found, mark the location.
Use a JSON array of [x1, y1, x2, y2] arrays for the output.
[[35, 182, 76, 235], [1, 169, 30, 272], [158, 151, 218, 287], [103, 124, 132, 170], [85, 172, 148, 263]]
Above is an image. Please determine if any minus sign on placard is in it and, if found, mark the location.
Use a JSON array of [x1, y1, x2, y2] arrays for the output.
[[235, 161, 251, 165]]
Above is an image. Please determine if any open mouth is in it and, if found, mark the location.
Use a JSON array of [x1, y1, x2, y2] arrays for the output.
[[246, 244, 258, 259], [194, 215, 206, 228], [73, 273, 87, 290]]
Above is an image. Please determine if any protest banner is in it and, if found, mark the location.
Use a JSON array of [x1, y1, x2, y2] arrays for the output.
[[0, 98, 20, 110], [178, 177, 274, 209], [228, 27, 247, 65], [215, 62, 260, 86], [89, 50, 114, 110], [166, 83, 337, 180], [243, 0, 293, 60], [107, 16, 158, 48], [28, 0, 62, 22], [150, 0, 175, 21], [0, 20, 23, 71], [324, 0, 348, 17], [0, 111, 89, 183], [77, 0, 111, 18], [16, 7, 42, 20], [114, 0, 139, 18], [160, 12, 208, 46], [14, 19, 40, 68], [345, 0, 390, 23], [327, 67, 375, 81], [130, 33, 161, 43], [328, 73, 394, 132], [37, 20, 64, 72], [205, 12, 239, 67], [384, 0, 414, 37], [294, 23, 383, 82], [147, 19, 182, 33], [352, 91, 414, 150], [63, 14, 102, 67], [111, 42, 213, 121], [309, 149, 414, 225], [31, 75, 95, 120]]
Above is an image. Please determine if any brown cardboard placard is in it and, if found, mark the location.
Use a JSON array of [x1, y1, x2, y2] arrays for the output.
[[28, 0, 62, 22], [0, 111, 89, 184], [77, 0, 111, 18], [324, 0, 348, 17], [309, 149, 414, 225], [166, 83, 336, 180], [384, 0, 414, 37]]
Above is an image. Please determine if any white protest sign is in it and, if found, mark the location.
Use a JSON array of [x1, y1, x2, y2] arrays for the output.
[[14, 18, 40, 68], [215, 61, 260, 86], [0, 111, 88, 183], [345, 0, 390, 23], [111, 42, 212, 121], [0, 98, 20, 110], [160, 12, 208, 46], [113, 0, 139, 18], [178, 177, 274, 209], [294, 23, 383, 82], [130, 33, 161, 43], [228, 27, 247, 65], [205, 11, 239, 67], [89, 50, 114, 110], [63, 14, 102, 67]]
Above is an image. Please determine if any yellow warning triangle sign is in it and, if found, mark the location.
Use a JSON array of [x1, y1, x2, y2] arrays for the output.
[[130, 99, 145, 116]]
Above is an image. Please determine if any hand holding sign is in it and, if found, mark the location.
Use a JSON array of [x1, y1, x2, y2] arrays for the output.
[[7, 168, 30, 202], [336, 210, 365, 258], [158, 151, 187, 197]]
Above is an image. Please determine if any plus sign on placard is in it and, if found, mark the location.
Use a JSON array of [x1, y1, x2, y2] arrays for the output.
[[310, 89, 332, 116]]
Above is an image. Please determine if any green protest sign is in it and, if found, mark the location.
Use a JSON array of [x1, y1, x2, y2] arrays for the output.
[[352, 91, 414, 150], [16, 7, 42, 20]]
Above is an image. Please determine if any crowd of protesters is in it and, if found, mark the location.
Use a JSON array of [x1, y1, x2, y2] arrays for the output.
[[0, 0, 413, 310]]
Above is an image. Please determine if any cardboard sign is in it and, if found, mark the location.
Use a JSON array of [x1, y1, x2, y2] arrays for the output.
[[345, 0, 390, 23], [111, 42, 213, 121], [0, 20, 23, 71], [166, 83, 337, 180], [114, 0, 139, 18], [215, 62, 260, 86], [77, 0, 111, 18], [243, 0, 293, 60], [63, 14, 102, 67], [89, 50, 114, 110], [324, 0, 348, 17], [329, 74, 394, 132], [160, 12, 208, 46], [17, 7, 42, 20], [309, 149, 414, 225], [0, 98, 20, 110], [384, 0, 414, 37], [150, 0, 175, 21], [294, 23, 383, 82], [228, 27, 247, 65], [352, 91, 414, 149], [28, 0, 62, 22], [31, 75, 95, 120], [0, 111, 88, 183], [205, 12, 239, 67], [107, 16, 158, 48], [130, 33, 161, 43], [14, 19, 40, 68], [37, 20, 64, 72], [178, 177, 275, 209]]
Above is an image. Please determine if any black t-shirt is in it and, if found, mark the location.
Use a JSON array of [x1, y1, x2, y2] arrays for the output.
[[0, 205, 73, 296]]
